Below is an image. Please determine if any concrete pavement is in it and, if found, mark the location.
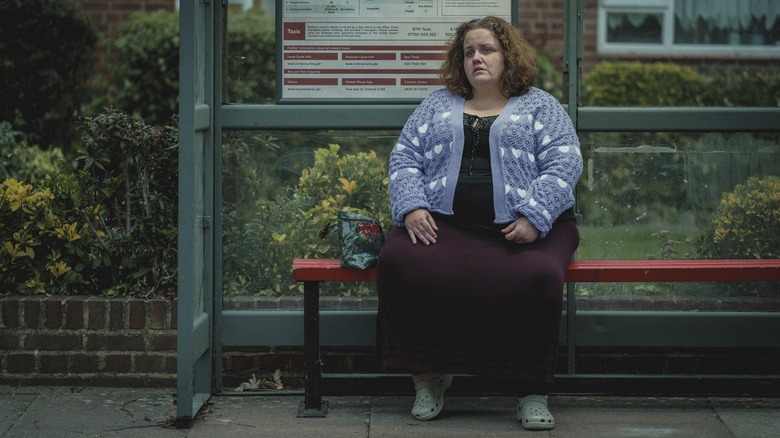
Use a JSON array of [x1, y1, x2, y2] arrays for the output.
[[1, 385, 779, 437]]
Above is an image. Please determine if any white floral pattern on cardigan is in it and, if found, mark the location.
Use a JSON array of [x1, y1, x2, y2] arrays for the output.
[[388, 87, 582, 237]]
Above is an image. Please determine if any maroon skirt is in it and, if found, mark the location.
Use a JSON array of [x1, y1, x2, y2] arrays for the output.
[[376, 217, 579, 385]]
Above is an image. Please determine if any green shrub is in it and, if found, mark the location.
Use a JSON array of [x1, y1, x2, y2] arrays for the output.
[[696, 67, 780, 107], [296, 145, 391, 229], [226, 10, 276, 103], [696, 176, 780, 260], [1, 122, 65, 183], [223, 144, 391, 297], [0, 110, 179, 297], [0, 0, 97, 150], [107, 9, 276, 123], [535, 52, 563, 101], [75, 109, 178, 296], [0, 177, 106, 295], [109, 11, 180, 126], [693, 176, 780, 298], [577, 61, 695, 226], [576, 138, 687, 226], [582, 61, 699, 106], [682, 133, 780, 227], [0, 122, 28, 180]]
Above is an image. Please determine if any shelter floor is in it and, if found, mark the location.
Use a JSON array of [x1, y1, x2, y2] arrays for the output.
[[1, 386, 779, 437]]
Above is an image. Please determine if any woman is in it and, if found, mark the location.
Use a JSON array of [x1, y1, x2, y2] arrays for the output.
[[375, 16, 582, 430]]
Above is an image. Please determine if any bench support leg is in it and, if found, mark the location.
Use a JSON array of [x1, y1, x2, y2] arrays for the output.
[[297, 280, 328, 417]]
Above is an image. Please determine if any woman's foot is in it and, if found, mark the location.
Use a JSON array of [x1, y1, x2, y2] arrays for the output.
[[517, 395, 555, 430], [411, 374, 453, 420]]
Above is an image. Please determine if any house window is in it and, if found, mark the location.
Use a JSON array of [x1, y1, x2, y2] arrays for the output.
[[606, 12, 664, 44], [598, 0, 780, 57]]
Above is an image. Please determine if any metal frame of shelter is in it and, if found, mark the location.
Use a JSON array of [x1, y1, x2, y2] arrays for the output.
[[176, 0, 780, 427]]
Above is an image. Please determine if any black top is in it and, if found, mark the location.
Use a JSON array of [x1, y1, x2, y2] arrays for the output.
[[435, 113, 502, 235], [434, 113, 575, 236]]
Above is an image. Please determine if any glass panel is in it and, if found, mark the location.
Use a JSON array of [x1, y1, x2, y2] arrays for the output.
[[576, 131, 780, 311], [607, 12, 663, 44], [221, 130, 397, 311], [582, 56, 780, 107], [225, 8, 276, 104]]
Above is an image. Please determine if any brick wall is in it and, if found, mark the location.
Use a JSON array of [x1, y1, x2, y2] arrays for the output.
[[2, 295, 777, 387], [0, 296, 177, 387], [517, 0, 599, 73]]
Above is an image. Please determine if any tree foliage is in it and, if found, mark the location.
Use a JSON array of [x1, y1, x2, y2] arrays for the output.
[[0, 0, 97, 150]]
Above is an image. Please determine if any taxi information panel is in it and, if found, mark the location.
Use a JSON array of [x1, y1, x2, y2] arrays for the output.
[[277, 0, 514, 103]]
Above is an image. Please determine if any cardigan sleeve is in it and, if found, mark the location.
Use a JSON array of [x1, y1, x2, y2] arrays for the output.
[[388, 98, 434, 226], [514, 95, 582, 237]]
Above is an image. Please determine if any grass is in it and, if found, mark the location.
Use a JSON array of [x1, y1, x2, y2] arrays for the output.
[[573, 223, 778, 299], [576, 223, 697, 261], [575, 223, 696, 298]]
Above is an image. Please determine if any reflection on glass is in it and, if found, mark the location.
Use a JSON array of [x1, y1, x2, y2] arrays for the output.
[[576, 132, 780, 310], [225, 9, 276, 104], [607, 13, 663, 44], [221, 129, 780, 311], [581, 57, 779, 107], [221, 130, 397, 310]]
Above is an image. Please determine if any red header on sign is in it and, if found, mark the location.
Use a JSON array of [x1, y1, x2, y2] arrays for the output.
[[284, 23, 306, 40], [342, 53, 397, 61], [285, 53, 339, 60], [342, 78, 397, 86], [284, 78, 338, 86]]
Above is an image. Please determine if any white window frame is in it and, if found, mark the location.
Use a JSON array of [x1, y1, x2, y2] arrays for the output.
[[598, 0, 780, 58]]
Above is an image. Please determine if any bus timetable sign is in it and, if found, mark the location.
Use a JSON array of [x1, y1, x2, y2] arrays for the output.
[[277, 0, 514, 103]]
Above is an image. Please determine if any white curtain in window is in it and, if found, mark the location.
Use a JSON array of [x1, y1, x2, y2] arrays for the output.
[[675, 0, 780, 30], [767, 0, 780, 28]]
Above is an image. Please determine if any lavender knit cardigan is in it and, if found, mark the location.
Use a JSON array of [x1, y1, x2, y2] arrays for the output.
[[388, 87, 582, 238]]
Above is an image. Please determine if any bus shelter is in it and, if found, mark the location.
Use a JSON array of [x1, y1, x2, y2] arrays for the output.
[[177, 0, 780, 426]]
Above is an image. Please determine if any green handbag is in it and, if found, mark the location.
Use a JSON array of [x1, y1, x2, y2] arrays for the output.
[[321, 211, 385, 270]]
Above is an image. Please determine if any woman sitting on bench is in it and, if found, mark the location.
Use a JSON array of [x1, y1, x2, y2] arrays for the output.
[[376, 16, 582, 431]]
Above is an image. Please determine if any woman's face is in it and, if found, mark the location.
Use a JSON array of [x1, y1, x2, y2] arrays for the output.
[[462, 28, 505, 92]]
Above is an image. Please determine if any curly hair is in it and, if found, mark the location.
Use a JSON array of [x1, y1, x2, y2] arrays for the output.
[[439, 16, 538, 99]]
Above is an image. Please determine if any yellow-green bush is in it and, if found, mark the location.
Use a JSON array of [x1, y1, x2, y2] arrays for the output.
[[222, 144, 391, 297], [0, 109, 179, 297], [297, 144, 391, 230], [696, 176, 780, 260], [1, 121, 65, 182], [0, 178, 105, 294]]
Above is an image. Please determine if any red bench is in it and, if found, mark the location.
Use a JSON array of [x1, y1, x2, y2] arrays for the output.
[[292, 258, 780, 416], [293, 258, 780, 283]]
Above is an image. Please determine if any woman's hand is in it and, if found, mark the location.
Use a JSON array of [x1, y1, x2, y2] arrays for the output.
[[501, 217, 539, 244], [404, 209, 438, 245]]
